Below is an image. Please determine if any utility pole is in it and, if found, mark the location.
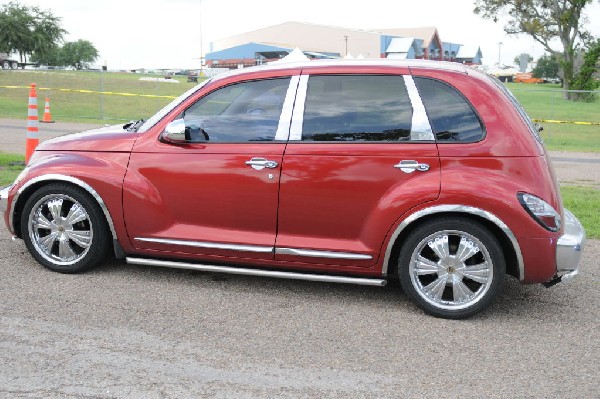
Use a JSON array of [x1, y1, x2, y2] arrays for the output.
[[497, 41, 503, 65], [344, 35, 349, 56]]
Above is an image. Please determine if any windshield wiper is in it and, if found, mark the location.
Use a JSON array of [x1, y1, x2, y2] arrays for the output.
[[124, 119, 145, 132]]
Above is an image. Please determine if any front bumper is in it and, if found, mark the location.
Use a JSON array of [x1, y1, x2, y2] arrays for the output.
[[555, 208, 586, 283], [0, 184, 13, 214]]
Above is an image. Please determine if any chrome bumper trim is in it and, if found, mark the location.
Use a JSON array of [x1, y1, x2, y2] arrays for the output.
[[555, 208, 585, 283], [126, 257, 387, 287], [0, 184, 14, 214]]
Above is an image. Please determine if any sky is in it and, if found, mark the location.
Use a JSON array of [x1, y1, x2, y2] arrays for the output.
[[8, 0, 600, 70]]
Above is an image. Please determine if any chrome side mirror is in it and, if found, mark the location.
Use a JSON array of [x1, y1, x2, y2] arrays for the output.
[[162, 119, 188, 143]]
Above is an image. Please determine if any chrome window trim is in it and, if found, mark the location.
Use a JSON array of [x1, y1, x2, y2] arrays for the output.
[[10, 174, 118, 240], [276, 247, 373, 260], [135, 237, 274, 253], [382, 204, 525, 280], [403, 75, 435, 141], [274, 75, 300, 141], [288, 75, 308, 141]]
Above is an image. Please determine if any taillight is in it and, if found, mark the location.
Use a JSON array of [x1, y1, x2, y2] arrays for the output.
[[518, 193, 561, 232]]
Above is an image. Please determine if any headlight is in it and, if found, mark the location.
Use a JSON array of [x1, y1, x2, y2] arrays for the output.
[[518, 192, 561, 232]]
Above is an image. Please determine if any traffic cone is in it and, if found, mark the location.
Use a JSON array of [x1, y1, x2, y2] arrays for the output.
[[40, 97, 55, 123], [25, 83, 39, 164]]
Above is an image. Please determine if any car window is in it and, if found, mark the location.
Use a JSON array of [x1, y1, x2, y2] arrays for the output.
[[414, 77, 485, 143], [301, 75, 413, 142], [183, 78, 290, 142]]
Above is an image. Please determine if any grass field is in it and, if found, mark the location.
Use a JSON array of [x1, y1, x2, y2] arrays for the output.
[[0, 69, 202, 124], [505, 83, 600, 152]]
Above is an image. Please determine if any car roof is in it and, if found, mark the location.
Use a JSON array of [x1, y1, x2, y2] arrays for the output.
[[209, 59, 468, 82]]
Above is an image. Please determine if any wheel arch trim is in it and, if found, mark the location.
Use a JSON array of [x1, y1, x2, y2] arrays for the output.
[[382, 204, 524, 280], [10, 174, 118, 240]]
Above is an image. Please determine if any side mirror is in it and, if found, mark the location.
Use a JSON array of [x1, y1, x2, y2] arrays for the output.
[[162, 119, 188, 143]]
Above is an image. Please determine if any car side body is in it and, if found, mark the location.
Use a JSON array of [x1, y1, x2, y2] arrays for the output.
[[0, 59, 585, 318]]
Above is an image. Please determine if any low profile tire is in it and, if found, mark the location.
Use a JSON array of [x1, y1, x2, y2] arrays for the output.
[[399, 218, 505, 319], [21, 183, 110, 273]]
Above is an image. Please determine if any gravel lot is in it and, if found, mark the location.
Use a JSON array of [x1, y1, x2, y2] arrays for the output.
[[1, 118, 599, 397]]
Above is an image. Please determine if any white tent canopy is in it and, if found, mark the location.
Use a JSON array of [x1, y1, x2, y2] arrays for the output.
[[270, 47, 310, 64]]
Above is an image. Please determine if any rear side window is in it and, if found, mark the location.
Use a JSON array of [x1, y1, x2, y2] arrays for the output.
[[301, 75, 413, 142], [414, 77, 485, 143]]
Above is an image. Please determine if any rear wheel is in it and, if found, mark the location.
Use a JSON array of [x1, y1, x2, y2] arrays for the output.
[[21, 183, 110, 273], [10, 61, 18, 69], [1, 61, 9, 69], [399, 218, 505, 319]]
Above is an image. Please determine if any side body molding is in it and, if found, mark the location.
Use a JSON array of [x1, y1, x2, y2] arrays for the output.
[[10, 174, 118, 240], [382, 204, 525, 280]]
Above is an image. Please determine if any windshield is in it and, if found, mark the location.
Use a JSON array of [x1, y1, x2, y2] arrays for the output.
[[137, 78, 212, 133]]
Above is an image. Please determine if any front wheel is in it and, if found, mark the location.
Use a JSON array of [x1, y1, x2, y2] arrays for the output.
[[399, 218, 505, 319], [21, 183, 111, 273]]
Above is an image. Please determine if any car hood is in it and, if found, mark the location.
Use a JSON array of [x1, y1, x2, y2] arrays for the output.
[[36, 124, 140, 152]]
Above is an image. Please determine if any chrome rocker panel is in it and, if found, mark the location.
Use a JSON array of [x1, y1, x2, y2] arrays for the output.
[[126, 257, 387, 287]]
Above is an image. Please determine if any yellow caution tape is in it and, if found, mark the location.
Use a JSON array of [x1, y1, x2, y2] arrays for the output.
[[533, 118, 600, 126], [0, 85, 177, 99]]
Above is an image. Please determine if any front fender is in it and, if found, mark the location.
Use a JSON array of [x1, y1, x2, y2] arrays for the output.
[[9, 152, 131, 253]]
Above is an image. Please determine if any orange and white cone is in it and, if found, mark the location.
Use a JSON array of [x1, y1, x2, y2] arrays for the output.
[[40, 97, 55, 123], [25, 83, 39, 164]]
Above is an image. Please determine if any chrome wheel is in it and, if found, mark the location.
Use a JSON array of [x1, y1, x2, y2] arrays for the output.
[[409, 231, 493, 310], [399, 218, 504, 318], [28, 194, 94, 266]]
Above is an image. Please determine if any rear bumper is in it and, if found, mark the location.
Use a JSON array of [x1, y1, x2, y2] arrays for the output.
[[555, 208, 585, 283]]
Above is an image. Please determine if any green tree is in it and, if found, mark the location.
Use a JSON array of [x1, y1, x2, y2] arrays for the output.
[[0, 2, 66, 63], [60, 40, 99, 69], [474, 0, 597, 97], [569, 40, 600, 101], [532, 54, 560, 79]]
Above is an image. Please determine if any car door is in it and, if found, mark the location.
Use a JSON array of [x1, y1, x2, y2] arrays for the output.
[[275, 71, 441, 267], [123, 74, 299, 260]]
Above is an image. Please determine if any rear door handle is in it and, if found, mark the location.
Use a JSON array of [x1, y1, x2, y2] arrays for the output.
[[245, 157, 279, 170], [394, 160, 430, 173]]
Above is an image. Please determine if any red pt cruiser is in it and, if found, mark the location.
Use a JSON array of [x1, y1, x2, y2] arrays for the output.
[[0, 60, 585, 318]]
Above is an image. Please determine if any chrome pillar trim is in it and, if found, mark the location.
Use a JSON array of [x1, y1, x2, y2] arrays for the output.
[[275, 75, 300, 141], [403, 75, 435, 141], [126, 257, 387, 286], [288, 75, 309, 141], [382, 204, 525, 280], [10, 174, 118, 240], [555, 208, 585, 278], [135, 237, 274, 253], [0, 184, 14, 214], [276, 247, 373, 260]]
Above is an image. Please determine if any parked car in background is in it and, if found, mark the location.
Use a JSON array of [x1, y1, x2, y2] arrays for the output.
[[514, 72, 545, 84], [0, 59, 585, 319]]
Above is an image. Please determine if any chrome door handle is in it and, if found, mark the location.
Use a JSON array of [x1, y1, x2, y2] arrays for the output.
[[245, 157, 279, 170], [394, 160, 430, 174]]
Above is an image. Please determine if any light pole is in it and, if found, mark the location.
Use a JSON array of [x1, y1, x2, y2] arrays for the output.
[[497, 41, 503, 65], [344, 35, 349, 56]]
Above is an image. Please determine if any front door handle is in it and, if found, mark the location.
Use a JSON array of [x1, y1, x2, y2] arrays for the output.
[[245, 157, 279, 171], [394, 160, 430, 174]]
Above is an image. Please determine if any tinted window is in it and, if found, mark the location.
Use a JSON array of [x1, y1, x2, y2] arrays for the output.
[[183, 78, 289, 142], [302, 75, 413, 142], [414, 77, 485, 142]]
